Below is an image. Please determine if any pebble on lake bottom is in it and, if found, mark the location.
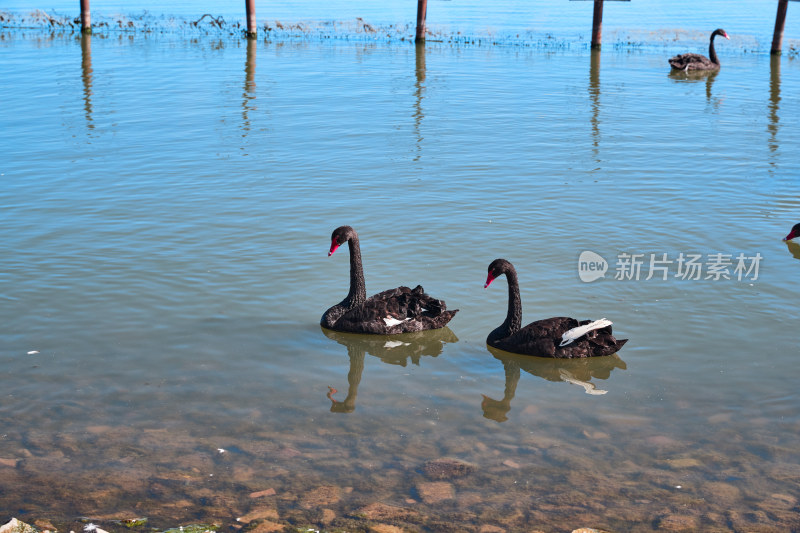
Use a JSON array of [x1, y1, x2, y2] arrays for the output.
[[415, 481, 455, 504]]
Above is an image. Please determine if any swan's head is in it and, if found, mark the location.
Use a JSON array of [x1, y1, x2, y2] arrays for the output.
[[329, 225, 356, 256], [785, 223, 800, 241], [485, 258, 513, 288], [713, 28, 729, 40]]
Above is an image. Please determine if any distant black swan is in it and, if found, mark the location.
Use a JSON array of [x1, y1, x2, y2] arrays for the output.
[[484, 259, 627, 358], [321, 226, 457, 334], [784, 223, 800, 241], [669, 29, 729, 71]]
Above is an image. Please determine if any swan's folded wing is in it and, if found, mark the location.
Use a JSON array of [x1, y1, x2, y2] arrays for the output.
[[559, 318, 612, 347]]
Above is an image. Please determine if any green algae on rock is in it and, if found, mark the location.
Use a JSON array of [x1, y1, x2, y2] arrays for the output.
[[0, 519, 39, 533], [162, 525, 219, 533]]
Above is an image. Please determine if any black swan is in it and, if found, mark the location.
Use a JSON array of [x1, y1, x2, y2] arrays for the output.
[[784, 223, 800, 241], [321, 226, 458, 334], [669, 29, 729, 71], [484, 259, 627, 358]]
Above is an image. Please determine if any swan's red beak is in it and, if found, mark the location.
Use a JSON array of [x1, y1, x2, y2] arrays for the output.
[[484, 273, 496, 289], [785, 230, 798, 241], [329, 238, 341, 256], [723, 32, 729, 39]]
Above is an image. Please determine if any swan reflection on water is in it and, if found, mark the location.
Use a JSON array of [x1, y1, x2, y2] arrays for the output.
[[481, 346, 627, 422], [321, 326, 458, 413], [668, 68, 719, 108], [785, 241, 800, 261]]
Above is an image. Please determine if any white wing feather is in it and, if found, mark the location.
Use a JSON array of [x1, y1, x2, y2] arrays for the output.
[[559, 318, 612, 347], [383, 316, 413, 327]]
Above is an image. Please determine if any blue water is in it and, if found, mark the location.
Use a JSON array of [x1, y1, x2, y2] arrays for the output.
[[2, 2, 800, 531]]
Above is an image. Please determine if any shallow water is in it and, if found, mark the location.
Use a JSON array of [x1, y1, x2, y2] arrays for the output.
[[2, 2, 800, 531]]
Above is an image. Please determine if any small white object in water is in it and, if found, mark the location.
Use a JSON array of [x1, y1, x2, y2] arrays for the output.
[[84, 524, 110, 533], [27, 350, 39, 355], [559, 318, 612, 346], [676, 485, 682, 489], [217, 448, 226, 454], [383, 316, 412, 327]]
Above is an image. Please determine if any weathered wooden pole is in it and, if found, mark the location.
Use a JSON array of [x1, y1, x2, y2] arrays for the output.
[[771, 0, 789, 54], [591, 0, 604, 49], [245, 0, 257, 38], [79, 0, 91, 33], [415, 0, 428, 43]]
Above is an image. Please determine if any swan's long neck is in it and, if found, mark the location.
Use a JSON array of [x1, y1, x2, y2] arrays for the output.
[[345, 235, 367, 308], [501, 268, 523, 337], [709, 33, 720, 65]]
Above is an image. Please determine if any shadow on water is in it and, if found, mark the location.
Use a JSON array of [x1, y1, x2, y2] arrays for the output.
[[668, 67, 719, 109], [481, 346, 627, 422], [80, 32, 94, 132], [321, 326, 458, 413], [242, 38, 256, 135]]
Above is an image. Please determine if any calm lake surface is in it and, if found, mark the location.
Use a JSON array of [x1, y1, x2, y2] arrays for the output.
[[2, 1, 800, 531]]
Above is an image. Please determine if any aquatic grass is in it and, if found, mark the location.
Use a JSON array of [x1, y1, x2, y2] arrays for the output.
[[2, 9, 796, 54]]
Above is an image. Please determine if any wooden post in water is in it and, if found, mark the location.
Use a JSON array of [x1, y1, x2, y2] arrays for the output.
[[79, 0, 91, 33], [771, 0, 789, 54], [245, 0, 257, 38], [591, 0, 604, 49], [415, 0, 428, 43]]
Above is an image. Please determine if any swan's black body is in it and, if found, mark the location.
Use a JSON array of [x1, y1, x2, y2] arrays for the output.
[[669, 29, 729, 71], [321, 226, 457, 334], [485, 259, 627, 358]]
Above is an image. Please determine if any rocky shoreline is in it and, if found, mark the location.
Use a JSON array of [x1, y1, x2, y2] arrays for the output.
[[3, 517, 617, 533]]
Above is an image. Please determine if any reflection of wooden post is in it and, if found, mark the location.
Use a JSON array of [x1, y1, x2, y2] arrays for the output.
[[79, 0, 91, 33], [589, 49, 601, 155], [80, 32, 94, 130], [415, 0, 428, 43], [768, 54, 781, 153], [771, 0, 789, 55], [415, 41, 426, 83], [245, 0, 257, 38], [591, 0, 603, 49]]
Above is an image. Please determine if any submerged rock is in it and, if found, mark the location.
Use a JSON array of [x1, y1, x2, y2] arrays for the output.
[[299, 485, 341, 509], [416, 481, 455, 504], [352, 502, 418, 521], [238, 506, 279, 523], [369, 525, 405, 533], [249, 488, 277, 499], [422, 457, 476, 480], [246, 522, 283, 533], [656, 514, 700, 531], [0, 519, 39, 533]]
